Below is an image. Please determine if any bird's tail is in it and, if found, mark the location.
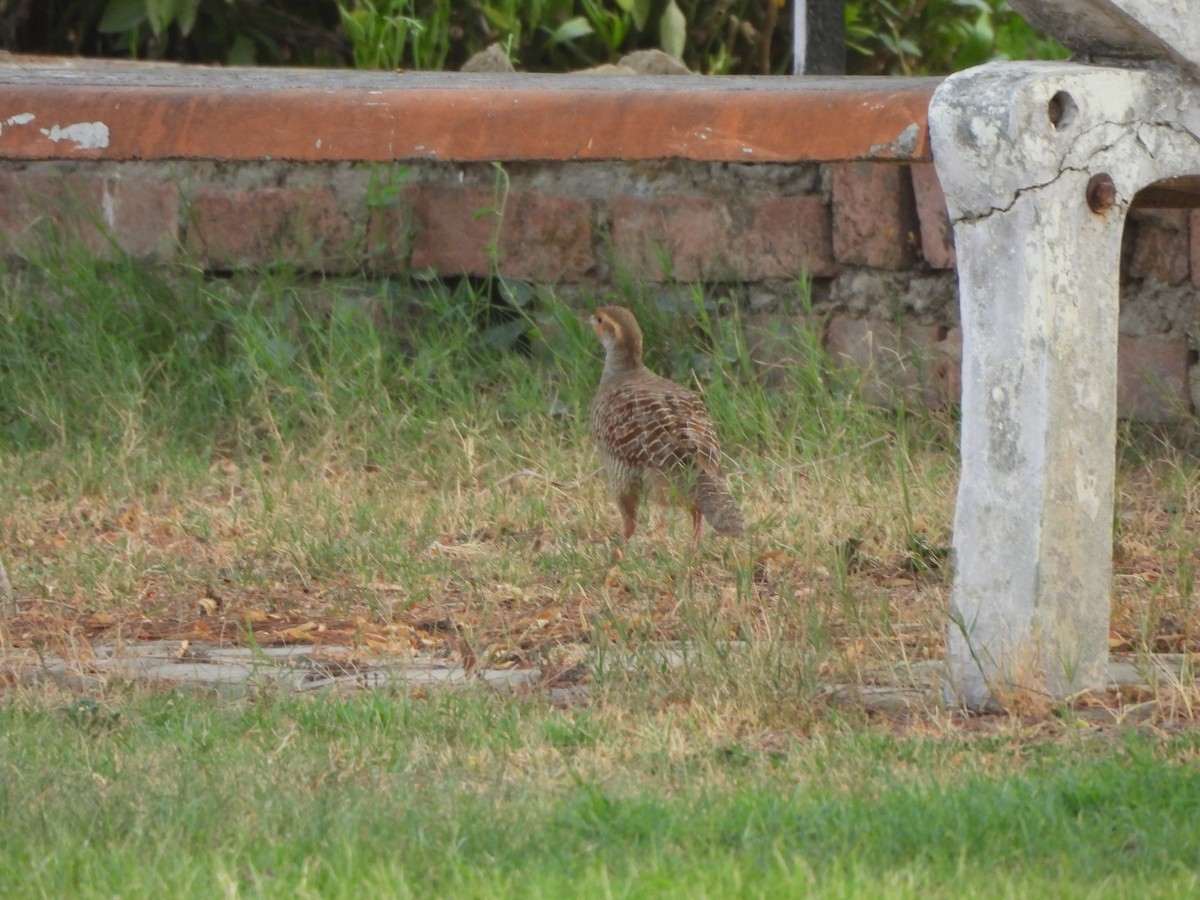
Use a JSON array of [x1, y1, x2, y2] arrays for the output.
[[695, 470, 744, 536]]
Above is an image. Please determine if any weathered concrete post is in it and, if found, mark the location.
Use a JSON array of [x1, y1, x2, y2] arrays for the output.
[[930, 0, 1200, 709]]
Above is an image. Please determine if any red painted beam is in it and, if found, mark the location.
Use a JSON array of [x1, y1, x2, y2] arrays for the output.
[[0, 59, 939, 164]]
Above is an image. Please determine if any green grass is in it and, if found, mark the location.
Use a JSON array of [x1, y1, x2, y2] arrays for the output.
[[1, 689, 1198, 897], [3, 249, 1200, 894], [0, 254, 956, 694]]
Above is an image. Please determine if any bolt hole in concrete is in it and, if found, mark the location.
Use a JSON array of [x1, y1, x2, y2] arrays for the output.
[[1087, 173, 1117, 213], [1047, 90, 1077, 130]]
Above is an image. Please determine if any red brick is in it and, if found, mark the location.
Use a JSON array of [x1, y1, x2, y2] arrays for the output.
[[499, 194, 593, 281], [611, 196, 730, 281], [1128, 209, 1189, 285], [909, 164, 955, 270], [1117, 333, 1191, 421], [830, 163, 918, 270], [742, 312, 821, 387], [0, 169, 176, 260], [730, 195, 835, 279], [0, 170, 99, 256], [186, 186, 351, 269], [364, 205, 414, 273], [102, 176, 179, 260], [408, 187, 497, 275], [409, 188, 592, 280], [1190, 210, 1200, 290], [825, 315, 943, 406]]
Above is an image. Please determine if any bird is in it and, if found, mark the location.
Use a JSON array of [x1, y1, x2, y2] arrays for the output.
[[587, 305, 744, 542]]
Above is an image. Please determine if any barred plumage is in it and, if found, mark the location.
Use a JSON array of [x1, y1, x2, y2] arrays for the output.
[[587, 305, 744, 541]]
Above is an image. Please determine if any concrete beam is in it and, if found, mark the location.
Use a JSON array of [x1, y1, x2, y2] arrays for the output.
[[0, 59, 938, 164], [1009, 0, 1200, 79]]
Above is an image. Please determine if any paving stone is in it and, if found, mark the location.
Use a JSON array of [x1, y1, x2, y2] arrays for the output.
[[2, 643, 1184, 706]]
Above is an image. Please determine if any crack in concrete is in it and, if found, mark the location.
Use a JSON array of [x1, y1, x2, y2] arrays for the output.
[[952, 168, 1071, 226], [948, 114, 1199, 226]]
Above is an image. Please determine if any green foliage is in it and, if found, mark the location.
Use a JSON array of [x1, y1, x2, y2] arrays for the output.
[[474, 0, 794, 74], [0, 254, 539, 455], [337, 0, 452, 71], [334, 0, 657, 72], [3, 0, 1064, 74], [2, 0, 345, 64], [2, 0, 796, 74], [844, 0, 1068, 75], [97, 0, 200, 38]]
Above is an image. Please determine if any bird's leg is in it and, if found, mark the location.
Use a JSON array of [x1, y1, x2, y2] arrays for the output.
[[618, 491, 639, 540]]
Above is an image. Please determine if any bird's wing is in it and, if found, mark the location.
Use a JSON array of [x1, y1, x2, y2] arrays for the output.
[[593, 378, 723, 474]]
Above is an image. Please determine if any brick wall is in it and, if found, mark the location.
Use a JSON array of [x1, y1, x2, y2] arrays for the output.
[[1, 158, 1195, 420]]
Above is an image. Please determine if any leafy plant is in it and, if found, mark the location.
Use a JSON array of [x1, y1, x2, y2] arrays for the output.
[[844, 0, 1067, 75], [338, 0, 452, 71], [4, 0, 1064, 74], [3, 0, 344, 64], [97, 0, 203, 41]]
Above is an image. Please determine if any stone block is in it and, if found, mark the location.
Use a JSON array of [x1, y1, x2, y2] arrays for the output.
[[499, 193, 593, 281], [825, 315, 943, 405], [1191, 210, 1200, 290], [408, 187, 496, 275], [0, 171, 96, 257], [1118, 333, 1192, 421], [742, 312, 821, 387], [409, 187, 593, 280], [186, 186, 351, 270], [830, 162, 917, 270], [1127, 208, 1189, 285], [611, 195, 730, 281], [364, 205, 414, 273], [0, 169, 178, 261], [930, 327, 962, 408], [103, 176, 180, 260], [730, 195, 836, 279], [909, 163, 956, 269]]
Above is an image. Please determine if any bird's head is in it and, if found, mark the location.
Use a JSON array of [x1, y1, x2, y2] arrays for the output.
[[587, 305, 643, 362]]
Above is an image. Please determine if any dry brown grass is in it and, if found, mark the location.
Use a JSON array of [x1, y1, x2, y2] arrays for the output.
[[2, 266, 1200, 733], [8, 418, 1200, 728], [0, 409, 956, 723]]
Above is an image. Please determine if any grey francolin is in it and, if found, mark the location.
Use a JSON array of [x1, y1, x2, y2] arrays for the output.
[[587, 305, 744, 541]]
